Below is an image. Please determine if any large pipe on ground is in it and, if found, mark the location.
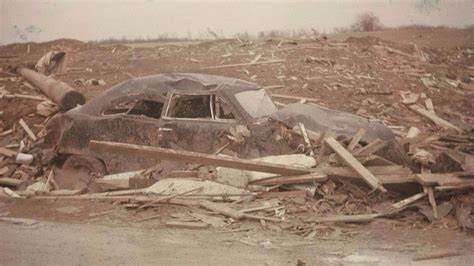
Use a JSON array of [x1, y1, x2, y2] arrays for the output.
[[17, 67, 86, 110]]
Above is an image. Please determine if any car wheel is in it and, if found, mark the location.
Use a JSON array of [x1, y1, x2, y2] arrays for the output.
[[62, 155, 107, 176]]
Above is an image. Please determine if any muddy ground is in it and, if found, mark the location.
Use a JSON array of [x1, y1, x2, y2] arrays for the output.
[[1, 28, 473, 264]]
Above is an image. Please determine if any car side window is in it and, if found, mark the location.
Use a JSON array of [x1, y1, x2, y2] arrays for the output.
[[166, 93, 237, 121], [103, 99, 163, 119]]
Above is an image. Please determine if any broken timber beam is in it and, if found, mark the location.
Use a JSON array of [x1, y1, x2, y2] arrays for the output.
[[201, 59, 285, 70], [324, 137, 387, 192], [250, 173, 327, 186], [270, 94, 319, 103], [408, 104, 463, 133], [89, 140, 311, 176]]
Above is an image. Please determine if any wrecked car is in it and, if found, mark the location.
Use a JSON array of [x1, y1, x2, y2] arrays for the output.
[[45, 73, 394, 174]]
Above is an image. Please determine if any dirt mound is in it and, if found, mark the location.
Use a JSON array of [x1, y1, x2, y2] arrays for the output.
[[0, 39, 89, 56]]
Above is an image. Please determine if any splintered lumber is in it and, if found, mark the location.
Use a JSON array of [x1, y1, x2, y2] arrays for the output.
[[409, 104, 463, 133], [250, 173, 327, 186], [257, 190, 307, 199], [270, 94, 319, 103], [324, 137, 386, 192], [2, 94, 47, 101], [165, 221, 209, 229], [392, 192, 427, 209], [89, 140, 311, 176], [138, 187, 203, 210], [0, 178, 23, 187], [18, 118, 37, 141], [198, 200, 245, 220], [0, 147, 17, 157], [299, 123, 313, 155], [17, 67, 86, 110], [305, 213, 381, 223], [352, 139, 387, 156], [347, 128, 365, 151], [201, 59, 285, 70], [412, 250, 461, 261], [416, 173, 474, 187]]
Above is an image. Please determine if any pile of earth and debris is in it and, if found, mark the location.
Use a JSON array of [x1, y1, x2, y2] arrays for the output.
[[0, 33, 473, 248]]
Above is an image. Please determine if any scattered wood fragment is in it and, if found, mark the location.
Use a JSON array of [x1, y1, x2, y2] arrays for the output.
[[352, 139, 387, 156], [424, 186, 438, 219], [198, 200, 245, 220], [347, 128, 365, 151], [89, 140, 311, 176], [0, 178, 23, 187], [257, 190, 307, 199], [165, 221, 209, 229], [324, 137, 386, 192], [201, 59, 285, 70], [425, 98, 435, 114], [305, 213, 381, 223], [138, 187, 203, 210], [19, 118, 37, 141], [2, 94, 47, 101], [392, 192, 427, 209], [0, 147, 17, 157], [409, 104, 463, 133], [250, 173, 327, 186], [298, 123, 314, 155], [3, 187, 22, 198], [412, 250, 461, 261]]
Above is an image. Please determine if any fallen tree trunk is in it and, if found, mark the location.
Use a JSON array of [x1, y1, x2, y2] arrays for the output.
[[17, 67, 85, 110]]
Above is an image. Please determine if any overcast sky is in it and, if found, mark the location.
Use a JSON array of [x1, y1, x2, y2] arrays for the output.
[[1, 0, 472, 44]]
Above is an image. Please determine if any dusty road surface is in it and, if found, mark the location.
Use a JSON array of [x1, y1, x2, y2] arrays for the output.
[[1, 197, 473, 265]]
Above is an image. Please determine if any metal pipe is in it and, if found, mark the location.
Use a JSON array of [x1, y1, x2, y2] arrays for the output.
[[17, 67, 86, 110]]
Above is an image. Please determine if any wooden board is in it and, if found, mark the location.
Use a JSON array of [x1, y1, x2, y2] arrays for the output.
[[0, 147, 16, 157], [198, 200, 245, 220], [250, 173, 327, 186], [324, 137, 386, 192], [416, 173, 474, 186], [89, 140, 311, 176], [409, 104, 463, 133], [165, 221, 209, 229]]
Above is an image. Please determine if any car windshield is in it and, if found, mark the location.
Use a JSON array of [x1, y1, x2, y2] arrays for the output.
[[234, 89, 277, 119]]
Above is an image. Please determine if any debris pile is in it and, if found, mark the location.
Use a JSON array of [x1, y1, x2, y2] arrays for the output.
[[0, 34, 473, 241]]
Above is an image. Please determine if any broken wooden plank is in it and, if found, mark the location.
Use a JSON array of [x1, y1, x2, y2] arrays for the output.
[[250, 173, 327, 186], [416, 173, 474, 187], [352, 139, 387, 156], [89, 140, 311, 176], [257, 190, 307, 199], [412, 250, 461, 261], [324, 137, 386, 192], [18, 118, 37, 141], [298, 123, 314, 156], [201, 59, 285, 70], [425, 186, 438, 219], [392, 192, 427, 209], [305, 213, 381, 223], [165, 221, 209, 229], [2, 94, 47, 101], [0, 178, 23, 187], [347, 128, 365, 151], [0, 147, 17, 157], [198, 200, 245, 220], [425, 98, 435, 114], [409, 104, 463, 133], [138, 187, 203, 210]]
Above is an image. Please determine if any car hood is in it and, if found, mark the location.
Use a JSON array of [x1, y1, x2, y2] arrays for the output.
[[271, 103, 394, 143]]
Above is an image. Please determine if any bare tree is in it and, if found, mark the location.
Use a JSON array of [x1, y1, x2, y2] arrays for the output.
[[351, 12, 382, 32]]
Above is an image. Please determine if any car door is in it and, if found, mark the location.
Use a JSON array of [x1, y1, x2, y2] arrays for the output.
[[159, 91, 242, 154]]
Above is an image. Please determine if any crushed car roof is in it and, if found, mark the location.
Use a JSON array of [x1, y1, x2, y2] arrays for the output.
[[81, 73, 262, 114]]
